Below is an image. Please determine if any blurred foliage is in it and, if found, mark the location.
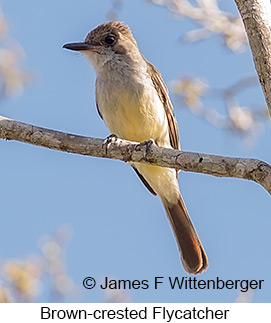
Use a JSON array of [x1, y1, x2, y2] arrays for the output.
[[0, 7, 31, 99], [235, 289, 254, 303], [104, 286, 131, 303], [145, 0, 269, 145], [171, 76, 266, 145], [147, 0, 247, 52], [0, 226, 78, 302], [0, 225, 129, 303]]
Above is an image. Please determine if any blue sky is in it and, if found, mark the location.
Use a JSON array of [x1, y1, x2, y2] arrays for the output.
[[0, 0, 270, 302]]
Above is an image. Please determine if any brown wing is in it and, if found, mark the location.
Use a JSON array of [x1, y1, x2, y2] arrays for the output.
[[134, 61, 181, 194], [146, 61, 180, 151]]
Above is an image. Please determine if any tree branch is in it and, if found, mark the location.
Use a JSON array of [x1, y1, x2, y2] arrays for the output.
[[1, 115, 270, 194], [235, 0, 271, 116]]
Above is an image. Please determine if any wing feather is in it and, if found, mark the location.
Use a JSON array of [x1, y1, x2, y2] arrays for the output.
[[146, 61, 180, 151]]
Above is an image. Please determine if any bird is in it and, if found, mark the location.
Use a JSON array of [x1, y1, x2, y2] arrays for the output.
[[63, 21, 208, 274]]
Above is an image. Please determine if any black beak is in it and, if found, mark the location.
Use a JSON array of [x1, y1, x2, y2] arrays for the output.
[[63, 42, 94, 51]]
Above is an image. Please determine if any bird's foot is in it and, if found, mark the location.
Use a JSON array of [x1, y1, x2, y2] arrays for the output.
[[138, 139, 156, 161], [103, 134, 119, 154]]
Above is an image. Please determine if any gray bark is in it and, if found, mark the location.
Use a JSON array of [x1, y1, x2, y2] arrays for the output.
[[1, 115, 270, 194], [235, 0, 271, 116]]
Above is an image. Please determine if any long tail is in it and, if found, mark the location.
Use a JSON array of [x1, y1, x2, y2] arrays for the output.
[[162, 195, 208, 274]]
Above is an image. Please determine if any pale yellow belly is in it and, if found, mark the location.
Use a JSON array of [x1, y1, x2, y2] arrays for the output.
[[97, 79, 180, 202], [99, 87, 171, 148]]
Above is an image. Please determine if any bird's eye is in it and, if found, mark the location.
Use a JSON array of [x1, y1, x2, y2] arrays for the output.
[[104, 35, 115, 45]]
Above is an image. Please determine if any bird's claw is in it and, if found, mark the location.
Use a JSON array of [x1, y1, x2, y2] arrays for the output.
[[103, 134, 119, 154], [138, 139, 156, 161]]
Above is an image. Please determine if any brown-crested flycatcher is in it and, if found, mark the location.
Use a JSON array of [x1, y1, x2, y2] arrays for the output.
[[63, 21, 208, 274]]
